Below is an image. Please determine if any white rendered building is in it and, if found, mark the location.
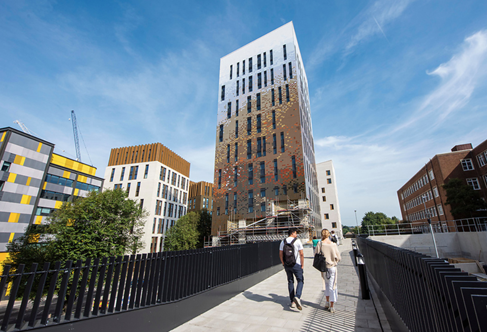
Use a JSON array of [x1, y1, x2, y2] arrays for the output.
[[104, 143, 190, 253], [316, 160, 343, 238]]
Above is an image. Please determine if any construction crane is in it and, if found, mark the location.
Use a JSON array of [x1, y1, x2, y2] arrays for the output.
[[70, 110, 82, 162], [13, 120, 32, 135]]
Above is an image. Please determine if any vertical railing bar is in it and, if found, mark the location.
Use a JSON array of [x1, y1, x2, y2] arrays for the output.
[[40, 261, 61, 325], [83, 258, 98, 318], [53, 260, 73, 323], [15, 264, 38, 329], [140, 253, 152, 306], [65, 260, 83, 321], [152, 252, 162, 304], [146, 254, 155, 305], [100, 257, 115, 314], [122, 255, 135, 311], [92, 257, 108, 317], [2, 264, 25, 331], [74, 258, 92, 319], [108, 256, 122, 313], [115, 256, 129, 312], [28, 262, 50, 327], [157, 252, 166, 304], [135, 254, 146, 307], [129, 254, 141, 309], [149, 253, 159, 305]]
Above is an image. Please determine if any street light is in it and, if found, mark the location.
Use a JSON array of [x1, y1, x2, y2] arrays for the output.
[[354, 210, 360, 235], [422, 194, 439, 258]]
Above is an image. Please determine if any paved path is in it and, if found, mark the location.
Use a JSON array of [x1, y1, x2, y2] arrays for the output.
[[173, 239, 390, 332]]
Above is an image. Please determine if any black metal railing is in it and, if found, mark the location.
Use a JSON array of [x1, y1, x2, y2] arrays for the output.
[[0, 241, 281, 331], [356, 237, 487, 332]]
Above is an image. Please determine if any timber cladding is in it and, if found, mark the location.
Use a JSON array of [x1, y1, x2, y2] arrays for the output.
[[108, 143, 190, 177]]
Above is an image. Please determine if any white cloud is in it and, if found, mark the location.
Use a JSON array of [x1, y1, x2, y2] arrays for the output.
[[345, 0, 411, 52], [393, 30, 487, 133]]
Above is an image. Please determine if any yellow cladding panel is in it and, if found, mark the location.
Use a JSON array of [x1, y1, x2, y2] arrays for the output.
[[8, 213, 20, 223], [74, 188, 79, 196], [55, 201, 63, 209], [26, 177, 31, 186], [63, 171, 71, 178], [8, 233, 14, 243], [7, 173, 16, 183], [43, 182, 47, 190], [51, 154, 96, 176], [20, 195, 31, 205], [77, 175, 87, 183], [37, 142, 43, 152], [35, 216, 43, 225], [13, 155, 25, 166], [0, 132, 5, 142], [0, 253, 10, 268]]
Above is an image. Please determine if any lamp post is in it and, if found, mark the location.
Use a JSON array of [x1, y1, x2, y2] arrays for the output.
[[354, 210, 360, 235], [422, 194, 439, 258]]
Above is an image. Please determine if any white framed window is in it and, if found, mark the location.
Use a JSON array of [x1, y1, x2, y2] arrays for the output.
[[433, 186, 439, 198], [437, 204, 444, 215], [429, 170, 434, 180], [466, 178, 480, 190], [478, 154, 486, 167], [461, 159, 474, 171], [484, 175, 487, 187]]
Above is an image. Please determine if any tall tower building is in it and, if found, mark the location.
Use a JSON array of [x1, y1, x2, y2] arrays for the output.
[[212, 22, 320, 238]]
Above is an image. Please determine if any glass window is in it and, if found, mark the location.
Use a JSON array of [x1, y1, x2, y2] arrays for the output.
[[288, 62, 293, 79], [227, 102, 232, 119], [257, 54, 261, 69], [292, 156, 296, 178], [144, 165, 149, 179], [120, 167, 125, 181], [270, 50, 273, 65], [221, 85, 225, 101], [248, 76, 253, 92], [283, 64, 287, 81], [257, 114, 261, 133], [248, 163, 253, 185], [461, 159, 474, 171], [110, 168, 115, 182], [466, 178, 480, 190], [283, 45, 287, 60]]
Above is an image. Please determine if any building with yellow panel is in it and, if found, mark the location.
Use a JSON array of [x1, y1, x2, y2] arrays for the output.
[[0, 127, 104, 254]]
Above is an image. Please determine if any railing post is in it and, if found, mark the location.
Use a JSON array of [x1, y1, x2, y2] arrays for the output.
[[356, 253, 370, 300]]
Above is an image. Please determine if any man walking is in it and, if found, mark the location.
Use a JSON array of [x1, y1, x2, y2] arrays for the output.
[[279, 228, 304, 310]]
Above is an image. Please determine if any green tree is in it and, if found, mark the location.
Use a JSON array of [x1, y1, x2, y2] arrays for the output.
[[443, 178, 487, 218], [164, 212, 201, 251], [4, 188, 146, 298], [361, 211, 396, 233], [342, 225, 351, 234], [197, 209, 212, 248]]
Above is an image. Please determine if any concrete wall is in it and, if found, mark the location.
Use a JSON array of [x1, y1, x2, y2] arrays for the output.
[[369, 232, 487, 263]]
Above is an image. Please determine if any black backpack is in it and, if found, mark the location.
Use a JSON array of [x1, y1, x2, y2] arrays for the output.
[[283, 238, 297, 267]]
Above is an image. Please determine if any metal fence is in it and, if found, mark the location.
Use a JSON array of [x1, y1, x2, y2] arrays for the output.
[[0, 241, 281, 331], [365, 217, 487, 236], [356, 236, 487, 332]]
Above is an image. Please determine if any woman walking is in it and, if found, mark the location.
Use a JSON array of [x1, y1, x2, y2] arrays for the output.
[[315, 229, 341, 313]]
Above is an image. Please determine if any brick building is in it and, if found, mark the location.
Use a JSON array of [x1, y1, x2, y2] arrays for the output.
[[397, 140, 487, 225]]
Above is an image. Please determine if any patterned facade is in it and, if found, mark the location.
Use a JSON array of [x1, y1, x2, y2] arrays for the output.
[[316, 160, 342, 238], [188, 181, 213, 213], [397, 140, 487, 224], [104, 143, 190, 253], [0, 127, 103, 257], [212, 22, 320, 235]]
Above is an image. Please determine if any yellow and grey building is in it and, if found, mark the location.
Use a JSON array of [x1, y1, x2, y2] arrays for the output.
[[0, 127, 103, 256]]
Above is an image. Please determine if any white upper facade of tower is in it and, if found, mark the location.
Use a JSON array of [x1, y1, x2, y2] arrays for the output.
[[317, 160, 343, 237]]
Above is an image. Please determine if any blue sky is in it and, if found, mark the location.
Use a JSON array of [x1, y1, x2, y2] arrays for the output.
[[2, 0, 487, 226]]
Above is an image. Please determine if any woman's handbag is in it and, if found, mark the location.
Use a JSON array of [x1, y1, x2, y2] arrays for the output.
[[313, 242, 328, 272]]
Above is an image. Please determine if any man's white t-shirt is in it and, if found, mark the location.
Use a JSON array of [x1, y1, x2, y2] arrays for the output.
[[279, 237, 304, 266]]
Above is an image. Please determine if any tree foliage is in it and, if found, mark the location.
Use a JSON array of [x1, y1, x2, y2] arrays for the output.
[[361, 211, 398, 233], [164, 212, 200, 251], [164, 210, 213, 251], [443, 178, 487, 218], [3, 189, 147, 299], [5, 189, 146, 270]]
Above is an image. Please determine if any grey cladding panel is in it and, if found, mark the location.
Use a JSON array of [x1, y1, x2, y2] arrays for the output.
[[23, 158, 48, 171], [40, 143, 52, 155], [0, 233, 9, 243], [0, 212, 9, 222], [48, 166, 64, 177], [1, 192, 23, 204], [9, 132, 41, 152]]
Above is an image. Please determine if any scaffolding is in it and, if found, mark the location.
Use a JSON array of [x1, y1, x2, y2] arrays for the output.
[[206, 198, 315, 247]]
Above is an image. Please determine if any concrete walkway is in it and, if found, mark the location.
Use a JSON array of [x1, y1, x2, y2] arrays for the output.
[[173, 239, 390, 332]]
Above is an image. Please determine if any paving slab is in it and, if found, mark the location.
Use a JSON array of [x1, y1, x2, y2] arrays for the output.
[[172, 239, 384, 332]]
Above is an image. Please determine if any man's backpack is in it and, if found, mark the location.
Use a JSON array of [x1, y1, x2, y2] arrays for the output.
[[331, 235, 337, 244], [283, 238, 297, 267]]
